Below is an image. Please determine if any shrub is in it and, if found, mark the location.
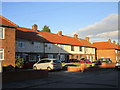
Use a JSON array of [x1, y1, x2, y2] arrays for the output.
[[3, 65, 15, 72], [15, 58, 24, 68]]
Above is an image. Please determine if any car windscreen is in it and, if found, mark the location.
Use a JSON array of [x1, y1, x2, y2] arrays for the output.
[[37, 60, 51, 63], [53, 60, 61, 63]]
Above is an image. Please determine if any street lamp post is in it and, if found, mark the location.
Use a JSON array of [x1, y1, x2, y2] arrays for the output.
[[0, 61, 2, 72]]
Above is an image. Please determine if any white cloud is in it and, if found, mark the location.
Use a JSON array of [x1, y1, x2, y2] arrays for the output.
[[70, 14, 118, 42]]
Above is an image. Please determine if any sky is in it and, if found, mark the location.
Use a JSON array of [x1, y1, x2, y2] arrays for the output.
[[1, 2, 119, 43]]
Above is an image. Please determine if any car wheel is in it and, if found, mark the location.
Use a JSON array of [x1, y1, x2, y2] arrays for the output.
[[33, 66, 37, 70], [47, 67, 52, 71]]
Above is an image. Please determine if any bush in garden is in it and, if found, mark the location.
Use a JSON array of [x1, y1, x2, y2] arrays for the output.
[[15, 58, 24, 68]]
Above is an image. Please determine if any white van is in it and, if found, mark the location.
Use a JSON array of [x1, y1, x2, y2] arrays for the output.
[[33, 58, 62, 70]]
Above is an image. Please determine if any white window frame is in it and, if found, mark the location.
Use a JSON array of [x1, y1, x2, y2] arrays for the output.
[[116, 56, 118, 61], [17, 41, 25, 48], [0, 27, 5, 39], [34, 42, 40, 48], [47, 43, 53, 49], [0, 48, 4, 60], [115, 50, 118, 54]]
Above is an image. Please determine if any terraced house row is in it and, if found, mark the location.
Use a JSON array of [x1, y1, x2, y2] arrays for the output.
[[0, 16, 120, 69]]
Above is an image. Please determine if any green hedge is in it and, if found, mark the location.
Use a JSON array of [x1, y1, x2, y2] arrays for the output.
[[62, 63, 95, 67]]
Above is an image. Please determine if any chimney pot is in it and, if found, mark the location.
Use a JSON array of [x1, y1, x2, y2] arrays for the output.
[[74, 34, 78, 39], [32, 24, 38, 31], [113, 41, 116, 44], [57, 31, 62, 36], [108, 39, 111, 43], [86, 37, 89, 41]]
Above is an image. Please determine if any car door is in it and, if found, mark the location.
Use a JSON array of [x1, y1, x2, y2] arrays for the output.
[[36, 60, 47, 69]]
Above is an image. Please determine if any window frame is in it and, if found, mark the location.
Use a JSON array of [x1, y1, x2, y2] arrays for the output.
[[47, 43, 53, 49], [17, 41, 25, 48], [71, 45, 74, 51], [79, 46, 82, 51], [0, 27, 5, 39], [0, 48, 4, 60]]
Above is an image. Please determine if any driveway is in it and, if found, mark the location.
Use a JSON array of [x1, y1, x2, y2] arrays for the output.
[[3, 68, 119, 88]]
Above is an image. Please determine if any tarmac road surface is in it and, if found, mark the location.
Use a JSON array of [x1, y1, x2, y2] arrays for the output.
[[2, 68, 120, 88]]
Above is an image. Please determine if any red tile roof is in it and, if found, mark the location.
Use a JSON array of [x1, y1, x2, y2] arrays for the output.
[[93, 42, 120, 49], [17, 27, 94, 47], [0, 16, 18, 27], [37, 31, 94, 47], [16, 27, 49, 42]]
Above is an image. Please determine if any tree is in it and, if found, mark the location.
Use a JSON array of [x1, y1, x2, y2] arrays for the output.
[[41, 25, 51, 33]]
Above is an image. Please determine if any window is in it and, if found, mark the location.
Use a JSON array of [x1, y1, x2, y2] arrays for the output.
[[29, 55, 36, 62], [60, 55, 65, 61], [34, 42, 40, 48], [48, 54, 53, 58], [0, 48, 4, 60], [16, 41, 25, 48], [79, 46, 82, 51], [115, 50, 118, 54], [86, 55, 89, 59], [47, 43, 52, 49], [0, 27, 5, 39], [71, 45, 74, 51], [80, 55, 82, 58]]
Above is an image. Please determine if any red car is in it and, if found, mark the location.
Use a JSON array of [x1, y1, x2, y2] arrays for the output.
[[79, 59, 92, 63], [84, 59, 92, 63]]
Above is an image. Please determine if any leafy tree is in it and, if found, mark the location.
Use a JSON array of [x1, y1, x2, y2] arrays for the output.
[[41, 25, 51, 33]]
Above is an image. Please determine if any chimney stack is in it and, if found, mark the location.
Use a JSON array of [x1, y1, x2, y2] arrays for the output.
[[57, 31, 62, 36], [108, 39, 111, 43], [74, 34, 78, 39], [32, 24, 38, 31], [86, 37, 89, 41], [113, 41, 116, 44]]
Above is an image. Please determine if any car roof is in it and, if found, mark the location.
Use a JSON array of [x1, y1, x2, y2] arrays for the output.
[[41, 58, 58, 60]]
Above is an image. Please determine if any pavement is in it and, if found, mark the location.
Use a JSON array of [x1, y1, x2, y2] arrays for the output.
[[2, 68, 120, 89]]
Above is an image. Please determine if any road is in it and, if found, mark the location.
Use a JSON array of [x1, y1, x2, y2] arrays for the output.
[[3, 68, 119, 88]]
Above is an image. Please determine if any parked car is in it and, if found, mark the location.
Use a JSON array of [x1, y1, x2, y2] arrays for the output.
[[68, 59, 80, 63], [84, 59, 92, 63], [79, 58, 92, 63], [33, 58, 62, 70], [115, 61, 120, 70], [93, 58, 112, 65]]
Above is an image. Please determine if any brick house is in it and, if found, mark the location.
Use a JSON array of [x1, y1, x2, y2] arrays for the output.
[[16, 26, 48, 67], [0, 16, 18, 69], [0, 16, 96, 69], [37, 29, 96, 62], [16, 24, 96, 62], [93, 39, 120, 63]]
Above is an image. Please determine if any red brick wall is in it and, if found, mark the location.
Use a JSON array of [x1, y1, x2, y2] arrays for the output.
[[2, 27, 16, 67], [96, 49, 117, 63]]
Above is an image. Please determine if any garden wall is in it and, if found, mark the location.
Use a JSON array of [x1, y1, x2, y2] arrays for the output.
[[2, 70, 48, 83]]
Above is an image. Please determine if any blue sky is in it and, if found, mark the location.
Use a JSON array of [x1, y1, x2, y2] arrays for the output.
[[2, 2, 118, 42]]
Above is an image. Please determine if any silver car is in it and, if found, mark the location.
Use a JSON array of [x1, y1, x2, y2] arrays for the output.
[[33, 58, 62, 70]]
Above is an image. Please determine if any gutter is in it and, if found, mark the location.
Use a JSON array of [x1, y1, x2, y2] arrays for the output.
[[0, 24, 19, 28]]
